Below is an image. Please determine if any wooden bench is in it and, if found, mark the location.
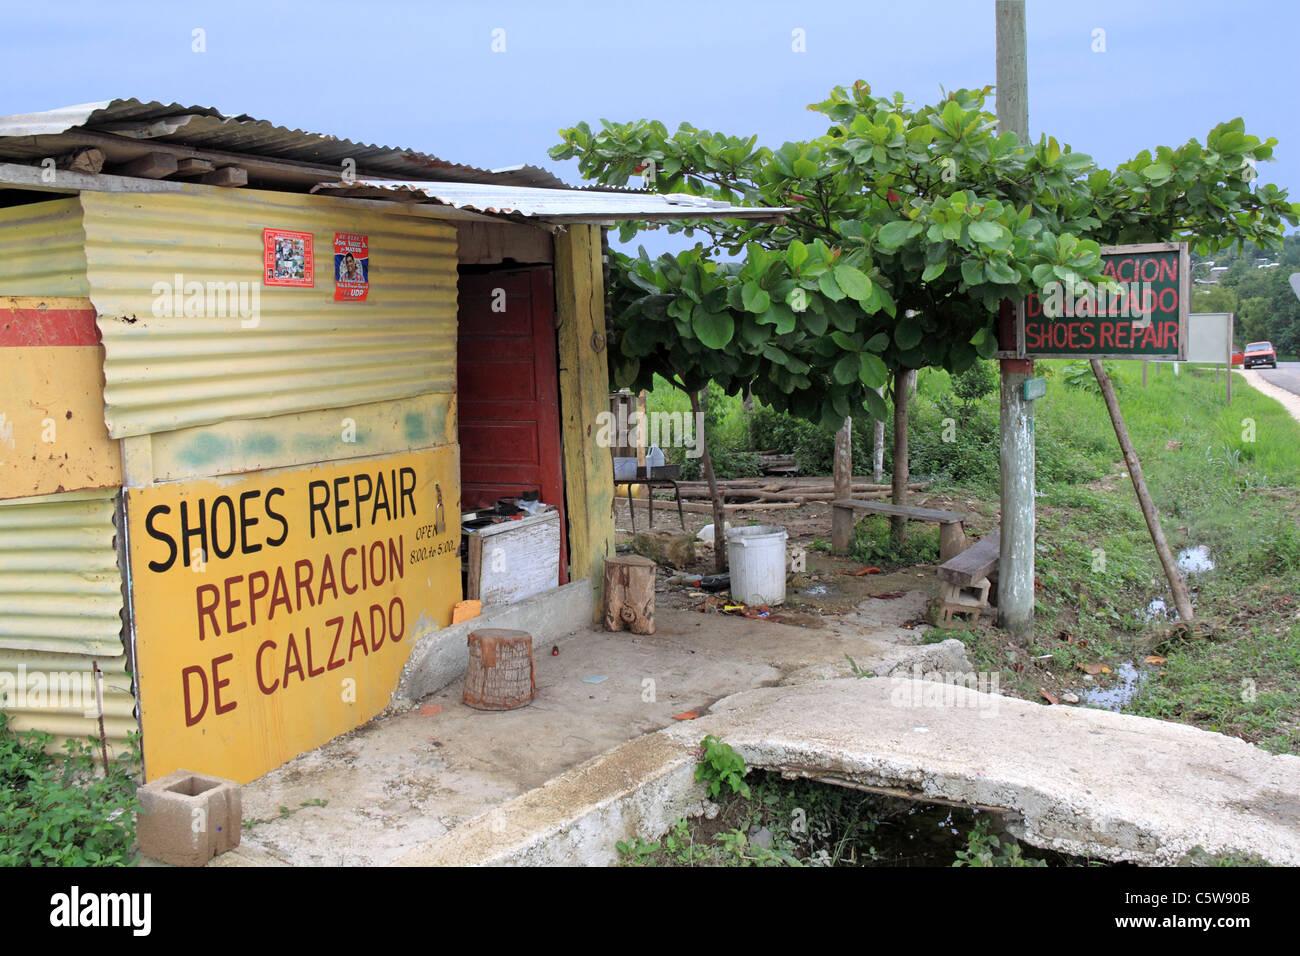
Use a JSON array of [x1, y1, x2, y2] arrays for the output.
[[831, 499, 970, 561], [935, 530, 1000, 625]]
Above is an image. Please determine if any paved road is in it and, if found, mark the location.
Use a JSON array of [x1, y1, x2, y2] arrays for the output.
[[1257, 361, 1300, 397]]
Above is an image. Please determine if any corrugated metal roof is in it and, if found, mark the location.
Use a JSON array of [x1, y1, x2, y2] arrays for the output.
[[0, 98, 552, 187], [311, 180, 790, 224], [80, 189, 459, 439]]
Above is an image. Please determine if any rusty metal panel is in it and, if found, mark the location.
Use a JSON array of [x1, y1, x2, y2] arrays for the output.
[[0, 198, 89, 296], [0, 98, 554, 187], [79, 188, 459, 439], [0, 649, 136, 758], [0, 487, 124, 657]]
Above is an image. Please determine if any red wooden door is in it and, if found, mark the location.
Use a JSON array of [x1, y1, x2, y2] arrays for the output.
[[457, 266, 567, 583]]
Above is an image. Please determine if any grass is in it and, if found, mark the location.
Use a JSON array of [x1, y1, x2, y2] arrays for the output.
[[938, 360, 1300, 754]]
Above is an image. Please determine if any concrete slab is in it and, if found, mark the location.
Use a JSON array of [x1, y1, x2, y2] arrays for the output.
[[396, 677, 1300, 867], [212, 607, 885, 866]]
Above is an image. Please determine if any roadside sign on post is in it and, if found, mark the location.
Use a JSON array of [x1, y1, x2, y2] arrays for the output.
[[1020, 242, 1189, 360]]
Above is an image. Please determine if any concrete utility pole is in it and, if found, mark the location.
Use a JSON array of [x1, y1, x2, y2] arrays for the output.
[[995, 0, 1035, 642]]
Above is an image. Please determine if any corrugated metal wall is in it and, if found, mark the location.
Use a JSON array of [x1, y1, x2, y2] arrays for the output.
[[0, 198, 89, 296], [80, 188, 459, 439], [0, 487, 135, 755]]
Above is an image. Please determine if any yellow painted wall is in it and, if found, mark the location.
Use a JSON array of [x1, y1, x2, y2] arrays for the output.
[[0, 487, 133, 756], [0, 199, 89, 296], [125, 447, 461, 783], [0, 298, 121, 501], [79, 187, 459, 439]]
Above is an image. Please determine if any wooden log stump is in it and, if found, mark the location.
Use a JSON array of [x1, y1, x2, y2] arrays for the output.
[[603, 554, 656, 634], [463, 628, 536, 711]]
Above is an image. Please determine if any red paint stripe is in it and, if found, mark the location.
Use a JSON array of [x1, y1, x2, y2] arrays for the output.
[[0, 308, 100, 346]]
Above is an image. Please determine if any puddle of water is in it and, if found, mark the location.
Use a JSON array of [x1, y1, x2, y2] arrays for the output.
[[802, 584, 830, 596], [1081, 660, 1147, 711], [1176, 545, 1215, 575], [1140, 597, 1172, 622]]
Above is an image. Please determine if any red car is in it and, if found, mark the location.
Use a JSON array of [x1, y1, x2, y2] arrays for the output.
[[1243, 341, 1278, 369]]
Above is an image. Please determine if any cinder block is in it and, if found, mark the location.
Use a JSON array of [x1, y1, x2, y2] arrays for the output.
[[137, 769, 241, 867]]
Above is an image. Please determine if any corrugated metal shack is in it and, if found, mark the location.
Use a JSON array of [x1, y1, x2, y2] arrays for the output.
[[0, 99, 784, 784]]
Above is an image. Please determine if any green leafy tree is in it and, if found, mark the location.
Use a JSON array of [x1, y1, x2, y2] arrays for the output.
[[552, 82, 1299, 550]]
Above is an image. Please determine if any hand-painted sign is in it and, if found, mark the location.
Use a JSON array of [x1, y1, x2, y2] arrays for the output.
[[1021, 242, 1188, 359], [263, 228, 314, 287], [126, 447, 461, 783], [334, 233, 369, 302]]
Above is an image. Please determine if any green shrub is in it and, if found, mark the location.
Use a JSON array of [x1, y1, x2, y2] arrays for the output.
[[0, 712, 140, 866], [850, 514, 940, 566]]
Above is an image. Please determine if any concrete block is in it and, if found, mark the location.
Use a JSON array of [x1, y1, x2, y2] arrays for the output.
[[137, 769, 241, 867]]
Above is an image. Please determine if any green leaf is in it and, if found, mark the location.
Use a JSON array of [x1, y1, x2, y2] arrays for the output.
[[921, 261, 946, 282], [967, 221, 1003, 244], [833, 264, 874, 302], [858, 352, 888, 388], [787, 239, 809, 272], [960, 259, 985, 287], [692, 309, 734, 349], [984, 260, 1020, 284], [864, 387, 889, 421], [832, 353, 859, 385], [818, 270, 846, 302], [877, 219, 922, 249], [741, 282, 771, 314], [894, 318, 923, 350], [864, 332, 890, 351]]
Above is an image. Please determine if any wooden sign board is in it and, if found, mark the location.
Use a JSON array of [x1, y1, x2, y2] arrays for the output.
[[1020, 242, 1189, 360], [466, 509, 561, 607], [126, 447, 461, 783]]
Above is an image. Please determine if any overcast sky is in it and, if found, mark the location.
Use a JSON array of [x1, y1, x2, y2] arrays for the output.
[[3, 0, 1296, 253]]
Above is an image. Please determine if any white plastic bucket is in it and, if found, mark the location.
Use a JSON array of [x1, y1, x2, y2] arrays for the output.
[[725, 525, 788, 606]]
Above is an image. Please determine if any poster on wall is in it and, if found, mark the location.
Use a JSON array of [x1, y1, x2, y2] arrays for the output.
[[263, 228, 315, 287], [334, 232, 370, 301], [125, 447, 462, 784]]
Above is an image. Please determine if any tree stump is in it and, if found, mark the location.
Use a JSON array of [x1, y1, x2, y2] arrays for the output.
[[603, 554, 656, 634], [463, 628, 536, 711]]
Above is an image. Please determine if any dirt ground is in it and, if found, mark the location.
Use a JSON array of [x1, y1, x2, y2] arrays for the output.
[[614, 482, 998, 623]]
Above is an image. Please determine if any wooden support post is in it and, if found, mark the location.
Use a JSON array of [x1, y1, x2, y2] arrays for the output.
[[175, 157, 216, 177], [1091, 360, 1195, 622], [603, 554, 656, 634], [1142, 361, 1149, 388], [995, 0, 1035, 644], [832, 416, 853, 554], [119, 152, 179, 180], [939, 522, 967, 563], [64, 148, 105, 174], [556, 224, 616, 623], [891, 370, 916, 549], [201, 166, 248, 187]]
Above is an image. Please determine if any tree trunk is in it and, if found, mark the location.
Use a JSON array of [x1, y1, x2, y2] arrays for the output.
[[872, 386, 886, 484], [690, 388, 728, 573], [891, 369, 916, 549], [603, 554, 656, 634], [832, 417, 854, 553]]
